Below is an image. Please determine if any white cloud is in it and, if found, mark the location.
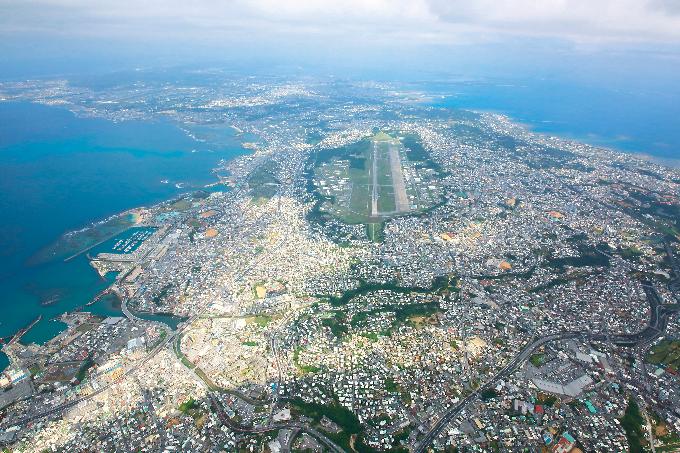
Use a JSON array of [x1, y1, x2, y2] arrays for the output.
[[2, 0, 680, 44], [426, 0, 680, 42]]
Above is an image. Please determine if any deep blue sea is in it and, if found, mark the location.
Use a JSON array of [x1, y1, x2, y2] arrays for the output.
[[0, 102, 248, 371], [422, 78, 680, 162]]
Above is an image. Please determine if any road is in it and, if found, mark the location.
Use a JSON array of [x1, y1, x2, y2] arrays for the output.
[[10, 163, 680, 450], [137, 378, 167, 450], [12, 161, 286, 428], [14, 270, 680, 451], [283, 427, 301, 452], [267, 334, 284, 425], [414, 280, 679, 453], [209, 394, 345, 453], [120, 298, 145, 324], [413, 332, 582, 452]]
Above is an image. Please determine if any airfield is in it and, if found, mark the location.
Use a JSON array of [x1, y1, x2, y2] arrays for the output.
[[312, 132, 443, 239]]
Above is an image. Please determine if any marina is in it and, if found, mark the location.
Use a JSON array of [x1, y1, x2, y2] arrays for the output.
[[102, 227, 157, 254], [0, 101, 250, 366]]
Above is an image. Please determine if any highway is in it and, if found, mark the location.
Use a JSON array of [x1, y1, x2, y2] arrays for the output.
[[13, 269, 680, 452], [9, 166, 680, 451], [11, 162, 286, 429], [414, 279, 679, 453], [137, 378, 167, 450], [266, 334, 283, 426], [209, 394, 345, 453], [413, 332, 582, 453]]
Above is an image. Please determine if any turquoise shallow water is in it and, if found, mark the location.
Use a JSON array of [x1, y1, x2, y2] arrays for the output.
[[0, 102, 247, 371], [2, 77, 678, 373]]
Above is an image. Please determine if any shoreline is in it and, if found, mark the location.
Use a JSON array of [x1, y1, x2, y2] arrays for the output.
[[0, 101, 256, 370], [3, 96, 677, 374], [0, 184, 226, 373], [432, 97, 680, 170], [9, 315, 42, 346]]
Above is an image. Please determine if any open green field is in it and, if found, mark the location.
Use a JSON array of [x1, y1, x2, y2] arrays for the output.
[[372, 131, 393, 141], [314, 132, 407, 224], [366, 222, 384, 242], [309, 131, 444, 242], [647, 339, 680, 371], [247, 160, 280, 203], [621, 398, 647, 453]]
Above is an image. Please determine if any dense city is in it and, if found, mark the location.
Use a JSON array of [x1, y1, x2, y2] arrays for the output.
[[1, 72, 680, 452]]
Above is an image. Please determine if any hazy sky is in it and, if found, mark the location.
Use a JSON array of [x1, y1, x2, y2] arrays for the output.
[[0, 1, 679, 159], [1, 0, 680, 78], [3, 0, 680, 41]]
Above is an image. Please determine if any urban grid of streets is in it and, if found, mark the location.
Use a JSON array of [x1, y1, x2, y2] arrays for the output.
[[1, 73, 680, 452]]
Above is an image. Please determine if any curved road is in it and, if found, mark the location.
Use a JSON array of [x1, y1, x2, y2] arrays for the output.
[[414, 281, 679, 453], [10, 176, 680, 452], [209, 394, 345, 453], [12, 166, 286, 429]]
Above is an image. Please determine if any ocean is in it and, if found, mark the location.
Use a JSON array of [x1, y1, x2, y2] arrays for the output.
[[422, 77, 680, 162], [0, 102, 248, 371], [2, 76, 679, 373]]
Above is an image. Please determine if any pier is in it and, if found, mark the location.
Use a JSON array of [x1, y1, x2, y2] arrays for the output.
[[63, 229, 128, 262], [86, 285, 122, 307], [6, 315, 42, 347]]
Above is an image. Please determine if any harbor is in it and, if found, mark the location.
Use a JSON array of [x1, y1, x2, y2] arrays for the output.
[[6, 315, 43, 347], [0, 101, 251, 372]]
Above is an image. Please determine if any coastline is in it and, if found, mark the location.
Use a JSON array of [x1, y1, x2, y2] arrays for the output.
[[0, 101, 255, 372], [434, 100, 680, 171], [2, 93, 678, 374], [0, 180, 237, 373], [0, 189, 231, 374], [428, 83, 680, 170]]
